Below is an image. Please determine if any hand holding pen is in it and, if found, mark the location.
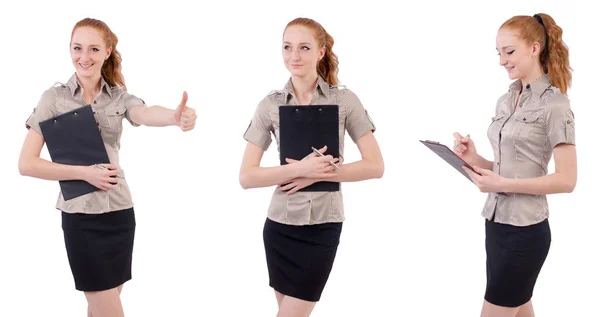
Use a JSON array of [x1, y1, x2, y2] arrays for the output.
[[80, 164, 121, 191], [284, 145, 340, 179]]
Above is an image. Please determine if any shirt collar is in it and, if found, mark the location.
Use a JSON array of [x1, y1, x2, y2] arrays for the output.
[[66, 73, 113, 98], [509, 73, 551, 96], [283, 75, 331, 102]]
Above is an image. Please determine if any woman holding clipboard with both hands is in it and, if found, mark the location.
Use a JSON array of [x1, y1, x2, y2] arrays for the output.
[[18, 18, 197, 317], [453, 13, 576, 317], [239, 17, 384, 317]]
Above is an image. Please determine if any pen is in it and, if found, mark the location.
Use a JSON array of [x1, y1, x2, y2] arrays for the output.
[[311, 147, 341, 170], [94, 164, 123, 178]]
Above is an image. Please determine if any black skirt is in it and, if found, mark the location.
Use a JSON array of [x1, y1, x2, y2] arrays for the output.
[[484, 218, 551, 307], [61, 208, 136, 292], [263, 218, 342, 302]]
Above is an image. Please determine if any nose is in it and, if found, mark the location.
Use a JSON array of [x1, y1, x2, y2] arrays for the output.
[[499, 55, 507, 66], [291, 49, 300, 60]]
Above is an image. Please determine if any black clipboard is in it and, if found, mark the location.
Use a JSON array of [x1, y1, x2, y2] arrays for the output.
[[279, 105, 339, 192], [420, 140, 507, 195], [420, 140, 480, 181], [39, 105, 112, 200]]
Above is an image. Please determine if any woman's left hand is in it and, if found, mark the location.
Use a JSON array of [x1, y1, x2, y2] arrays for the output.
[[279, 177, 317, 195], [463, 165, 508, 193], [173, 91, 197, 131]]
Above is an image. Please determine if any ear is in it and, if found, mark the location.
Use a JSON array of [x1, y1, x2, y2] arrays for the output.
[[105, 48, 113, 61], [318, 46, 326, 61], [531, 42, 541, 57]]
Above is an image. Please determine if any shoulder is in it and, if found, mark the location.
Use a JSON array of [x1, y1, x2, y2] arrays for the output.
[[258, 89, 284, 108], [329, 84, 361, 102], [545, 87, 570, 108]]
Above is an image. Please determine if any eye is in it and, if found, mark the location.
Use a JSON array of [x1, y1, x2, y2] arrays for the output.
[[507, 50, 515, 55], [301, 46, 310, 51], [283, 45, 291, 50], [92, 48, 100, 52], [73, 46, 81, 51]]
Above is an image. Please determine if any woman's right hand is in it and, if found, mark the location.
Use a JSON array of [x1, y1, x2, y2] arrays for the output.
[[453, 132, 478, 164], [285, 146, 339, 179], [82, 164, 120, 191]]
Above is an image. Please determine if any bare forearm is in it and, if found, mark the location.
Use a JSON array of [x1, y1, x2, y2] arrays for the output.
[[326, 158, 384, 183], [134, 106, 176, 127], [502, 173, 576, 195], [240, 164, 302, 189], [19, 157, 85, 181]]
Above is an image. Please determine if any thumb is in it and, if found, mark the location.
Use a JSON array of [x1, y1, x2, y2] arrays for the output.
[[453, 132, 463, 140], [175, 91, 188, 116], [285, 158, 299, 164], [318, 145, 327, 154]]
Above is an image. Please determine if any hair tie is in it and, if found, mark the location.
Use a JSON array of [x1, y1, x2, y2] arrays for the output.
[[533, 14, 545, 27]]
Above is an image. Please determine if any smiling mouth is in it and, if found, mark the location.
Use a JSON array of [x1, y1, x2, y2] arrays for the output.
[[506, 66, 515, 72], [79, 63, 94, 69]]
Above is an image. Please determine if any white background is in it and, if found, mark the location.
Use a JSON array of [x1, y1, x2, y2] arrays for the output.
[[0, 0, 597, 316]]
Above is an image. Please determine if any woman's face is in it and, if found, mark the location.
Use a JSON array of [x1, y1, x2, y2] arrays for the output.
[[282, 25, 325, 79], [496, 27, 541, 81], [70, 27, 111, 80]]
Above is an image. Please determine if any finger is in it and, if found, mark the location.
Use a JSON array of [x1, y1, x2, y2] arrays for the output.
[[318, 145, 327, 154], [322, 165, 335, 173], [285, 158, 299, 164], [174, 91, 188, 117], [105, 169, 119, 176], [286, 185, 300, 195], [453, 132, 464, 141], [102, 177, 119, 184], [103, 183, 117, 190], [101, 163, 118, 170], [279, 182, 296, 191], [319, 155, 334, 162]]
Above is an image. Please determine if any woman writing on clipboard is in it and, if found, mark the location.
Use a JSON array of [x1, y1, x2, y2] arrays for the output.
[[18, 18, 196, 317], [453, 13, 576, 317], [239, 18, 384, 316]]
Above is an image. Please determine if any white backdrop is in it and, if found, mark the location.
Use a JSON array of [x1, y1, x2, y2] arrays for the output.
[[0, 0, 597, 316]]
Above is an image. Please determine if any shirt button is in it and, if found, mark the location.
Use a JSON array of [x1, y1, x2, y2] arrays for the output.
[[523, 118, 527, 121], [94, 101, 97, 104], [496, 162, 500, 165], [526, 84, 531, 89]]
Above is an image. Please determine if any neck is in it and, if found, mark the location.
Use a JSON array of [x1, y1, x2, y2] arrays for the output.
[[77, 73, 102, 95], [521, 64, 545, 87], [290, 73, 319, 102]]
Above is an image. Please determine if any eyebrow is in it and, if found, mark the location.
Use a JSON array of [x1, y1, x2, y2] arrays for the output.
[[72, 43, 101, 47], [496, 46, 515, 50], [283, 41, 313, 46]]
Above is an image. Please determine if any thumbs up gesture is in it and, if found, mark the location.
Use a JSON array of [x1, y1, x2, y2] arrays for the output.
[[173, 91, 197, 131]]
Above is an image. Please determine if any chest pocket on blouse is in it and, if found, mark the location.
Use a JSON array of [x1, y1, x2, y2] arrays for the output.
[[512, 111, 545, 143], [487, 114, 505, 140], [96, 105, 126, 144]]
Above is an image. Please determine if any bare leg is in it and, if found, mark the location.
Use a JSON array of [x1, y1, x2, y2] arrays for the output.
[[85, 286, 124, 317], [515, 300, 534, 317], [275, 290, 285, 308], [480, 300, 520, 317], [277, 295, 317, 317], [87, 284, 124, 317]]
